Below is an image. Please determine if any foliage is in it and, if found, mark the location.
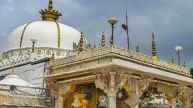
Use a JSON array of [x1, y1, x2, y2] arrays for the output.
[[190, 68, 193, 78]]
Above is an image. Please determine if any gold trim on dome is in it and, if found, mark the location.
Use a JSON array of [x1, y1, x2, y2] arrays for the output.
[[55, 22, 61, 48], [19, 22, 33, 48], [39, 0, 62, 21]]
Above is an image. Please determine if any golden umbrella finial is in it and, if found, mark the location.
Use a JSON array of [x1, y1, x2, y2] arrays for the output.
[[48, 0, 53, 10], [39, 0, 62, 21]]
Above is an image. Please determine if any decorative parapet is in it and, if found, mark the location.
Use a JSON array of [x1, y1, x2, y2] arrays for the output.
[[0, 47, 74, 70], [0, 84, 51, 107], [0, 95, 50, 107], [49, 47, 190, 77]]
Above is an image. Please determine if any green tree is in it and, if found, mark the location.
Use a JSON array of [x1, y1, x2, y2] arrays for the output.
[[190, 68, 193, 78]]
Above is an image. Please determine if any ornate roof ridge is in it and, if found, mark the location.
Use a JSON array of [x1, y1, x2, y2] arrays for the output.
[[50, 47, 190, 77]]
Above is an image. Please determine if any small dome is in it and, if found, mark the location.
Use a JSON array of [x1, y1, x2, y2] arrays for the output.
[[7, 21, 80, 50], [0, 74, 33, 87]]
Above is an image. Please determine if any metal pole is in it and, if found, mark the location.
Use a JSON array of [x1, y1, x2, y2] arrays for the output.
[[177, 50, 180, 65], [126, 11, 129, 50], [126, 31, 129, 50], [32, 41, 35, 53], [108, 16, 118, 47], [111, 24, 114, 46]]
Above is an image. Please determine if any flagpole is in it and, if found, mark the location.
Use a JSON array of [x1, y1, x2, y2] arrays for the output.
[[122, 9, 130, 50], [126, 9, 130, 50]]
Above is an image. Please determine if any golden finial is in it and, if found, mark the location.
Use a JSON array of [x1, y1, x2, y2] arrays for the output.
[[78, 32, 84, 52], [39, 0, 62, 21], [100, 32, 106, 47], [151, 32, 159, 61], [48, 0, 53, 10]]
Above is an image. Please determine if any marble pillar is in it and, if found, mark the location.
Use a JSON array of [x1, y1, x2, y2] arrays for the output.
[[107, 93, 117, 108], [95, 72, 128, 108], [56, 87, 64, 108]]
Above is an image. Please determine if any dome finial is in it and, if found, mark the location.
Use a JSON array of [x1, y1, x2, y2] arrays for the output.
[[39, 0, 62, 21], [48, 0, 53, 10]]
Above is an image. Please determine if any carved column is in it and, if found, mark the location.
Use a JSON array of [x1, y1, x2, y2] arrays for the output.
[[107, 72, 117, 108], [95, 72, 128, 108], [56, 87, 64, 108], [178, 86, 192, 108], [108, 93, 116, 108], [134, 77, 151, 108]]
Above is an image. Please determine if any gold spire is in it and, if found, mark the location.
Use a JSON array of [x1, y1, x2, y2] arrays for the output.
[[48, 0, 53, 10], [100, 32, 106, 47], [78, 32, 85, 52], [39, 0, 62, 21], [151, 32, 159, 61]]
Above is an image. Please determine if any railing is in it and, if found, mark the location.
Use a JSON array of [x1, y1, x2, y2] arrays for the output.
[[0, 84, 49, 97], [0, 84, 51, 107], [0, 95, 50, 107], [50, 47, 190, 77], [0, 47, 74, 69]]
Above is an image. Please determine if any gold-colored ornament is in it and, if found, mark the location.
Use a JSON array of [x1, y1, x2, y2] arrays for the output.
[[39, 0, 62, 21]]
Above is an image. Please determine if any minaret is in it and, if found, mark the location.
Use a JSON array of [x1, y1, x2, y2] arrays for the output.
[[100, 32, 106, 47], [39, 0, 62, 21], [151, 32, 159, 61], [78, 32, 85, 52]]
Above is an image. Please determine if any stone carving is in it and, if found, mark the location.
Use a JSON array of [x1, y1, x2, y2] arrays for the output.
[[95, 72, 128, 108]]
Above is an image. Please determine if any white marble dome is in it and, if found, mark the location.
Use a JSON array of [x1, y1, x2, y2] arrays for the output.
[[7, 21, 80, 50]]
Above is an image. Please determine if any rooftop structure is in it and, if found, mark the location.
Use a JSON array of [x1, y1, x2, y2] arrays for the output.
[[47, 33, 192, 108]]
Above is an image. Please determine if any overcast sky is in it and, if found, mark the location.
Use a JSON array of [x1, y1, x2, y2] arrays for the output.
[[0, 0, 192, 67]]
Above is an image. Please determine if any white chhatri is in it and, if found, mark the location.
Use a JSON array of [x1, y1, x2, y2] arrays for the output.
[[0, 74, 33, 87]]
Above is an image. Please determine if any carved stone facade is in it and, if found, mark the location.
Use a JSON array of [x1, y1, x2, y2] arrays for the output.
[[47, 47, 193, 108]]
